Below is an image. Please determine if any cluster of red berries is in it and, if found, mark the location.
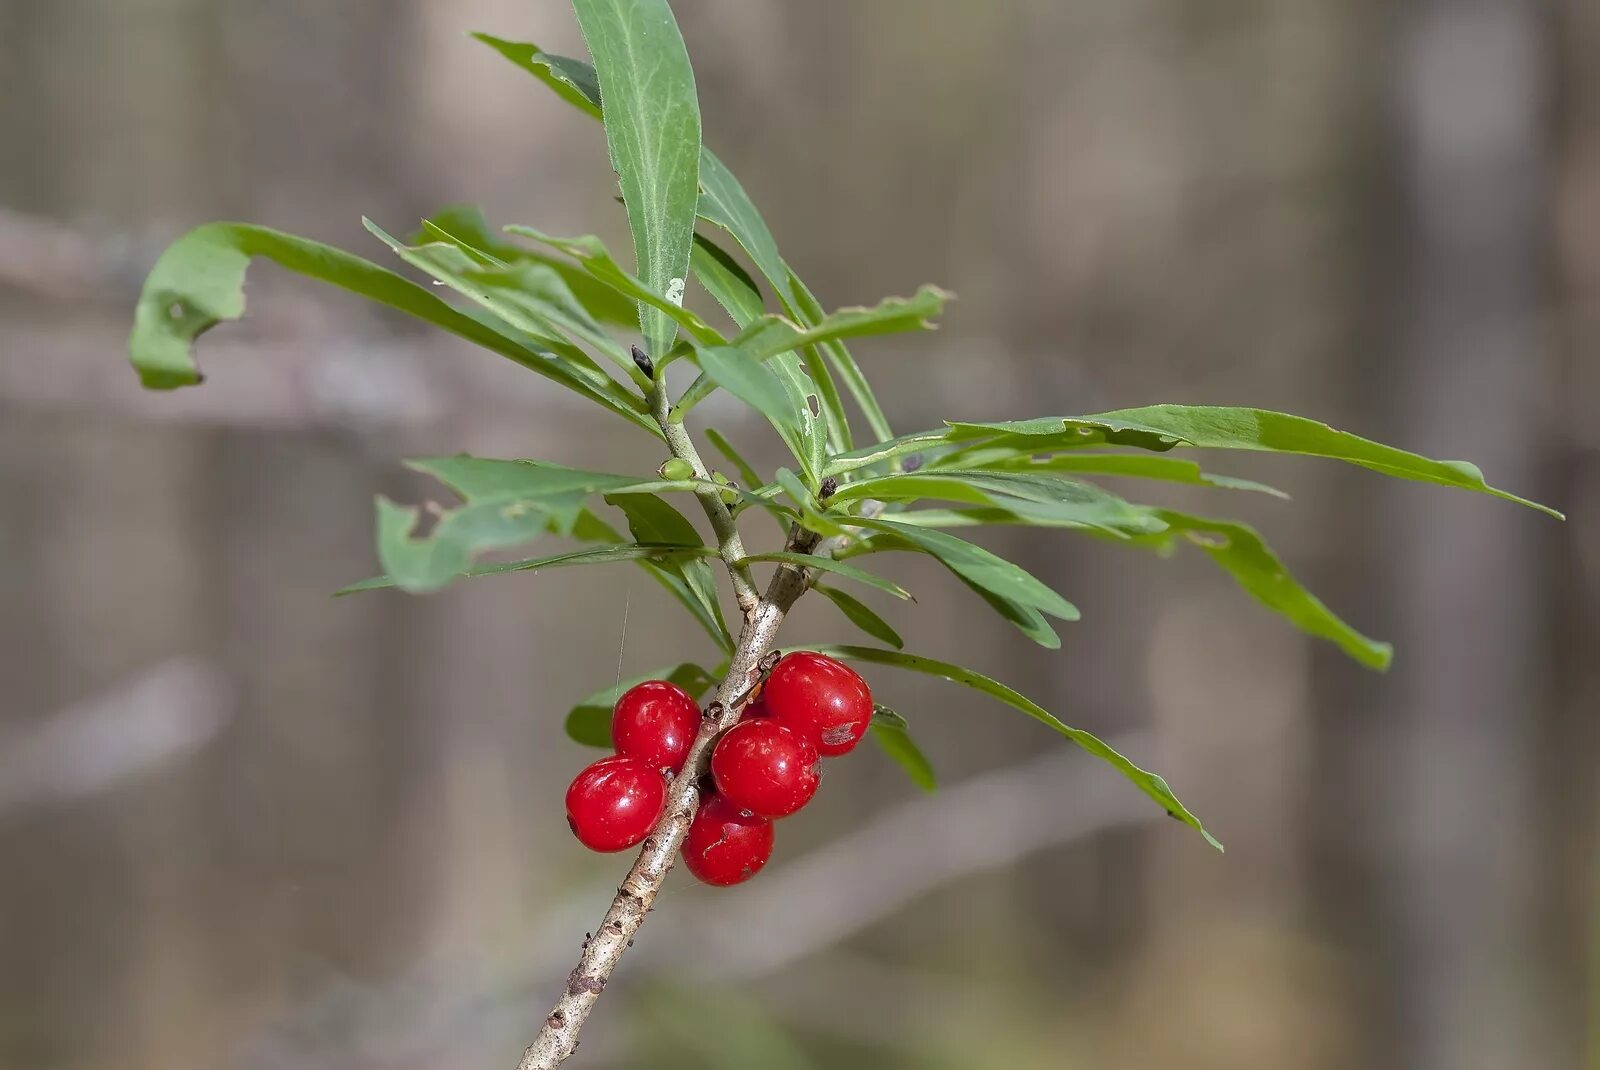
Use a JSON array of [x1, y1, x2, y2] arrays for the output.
[[564, 652, 873, 887]]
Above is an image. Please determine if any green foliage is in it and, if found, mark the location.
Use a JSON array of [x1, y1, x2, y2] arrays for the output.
[[813, 584, 905, 649], [869, 706, 936, 791], [814, 645, 1220, 849], [566, 662, 721, 747], [568, 0, 702, 365], [124, 0, 1560, 850]]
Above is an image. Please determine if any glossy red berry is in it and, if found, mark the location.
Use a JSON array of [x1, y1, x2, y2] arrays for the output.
[[611, 680, 701, 773], [739, 696, 769, 721], [710, 719, 820, 818], [565, 755, 666, 852], [683, 794, 774, 886], [764, 651, 873, 757]]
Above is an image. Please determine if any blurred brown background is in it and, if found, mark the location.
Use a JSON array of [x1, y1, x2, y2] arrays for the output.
[[1, 1, 1596, 1068]]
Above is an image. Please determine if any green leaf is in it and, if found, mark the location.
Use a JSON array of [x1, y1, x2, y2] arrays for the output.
[[674, 285, 950, 414], [338, 539, 717, 595], [692, 345, 818, 480], [1148, 510, 1392, 670], [607, 492, 732, 651], [737, 552, 912, 600], [813, 583, 905, 648], [412, 204, 638, 326], [565, 662, 719, 747], [846, 516, 1077, 645], [367, 455, 744, 592], [950, 405, 1561, 518], [788, 273, 895, 444], [959, 453, 1289, 498], [695, 148, 793, 305], [869, 704, 935, 791], [471, 35, 902, 449], [696, 152, 853, 453], [471, 33, 602, 119], [690, 233, 764, 328], [824, 429, 957, 477], [364, 218, 645, 386], [830, 470, 1166, 537], [506, 226, 724, 346], [813, 646, 1221, 850], [571, 0, 702, 364], [866, 504, 1392, 670], [127, 222, 657, 433], [770, 353, 829, 480]]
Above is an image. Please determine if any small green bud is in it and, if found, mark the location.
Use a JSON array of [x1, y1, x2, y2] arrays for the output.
[[708, 470, 741, 503], [658, 458, 695, 482]]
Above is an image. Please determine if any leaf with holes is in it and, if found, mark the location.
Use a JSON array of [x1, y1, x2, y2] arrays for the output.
[[127, 222, 654, 433]]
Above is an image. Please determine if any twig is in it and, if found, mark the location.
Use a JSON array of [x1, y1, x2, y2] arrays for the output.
[[518, 385, 852, 1067], [647, 379, 762, 615]]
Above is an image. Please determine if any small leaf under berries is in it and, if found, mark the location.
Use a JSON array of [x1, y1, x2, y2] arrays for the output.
[[565, 663, 721, 747]]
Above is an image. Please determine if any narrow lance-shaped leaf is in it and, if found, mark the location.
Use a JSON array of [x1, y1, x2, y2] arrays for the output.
[[813, 646, 1221, 850], [788, 271, 896, 444], [606, 492, 733, 651], [471, 33, 602, 119], [946, 452, 1290, 498], [343, 499, 732, 651], [571, 0, 702, 364], [690, 233, 764, 328], [507, 226, 724, 346], [367, 455, 764, 593], [565, 662, 720, 747], [673, 285, 950, 415], [869, 705, 936, 791], [847, 516, 1078, 646], [364, 218, 646, 387], [127, 222, 657, 434], [813, 584, 905, 648], [950, 405, 1561, 517], [471, 35, 900, 447], [831, 469, 1168, 537], [1150, 510, 1393, 670], [343, 538, 717, 596], [739, 551, 913, 601], [692, 346, 820, 482], [875, 503, 1392, 670], [411, 204, 639, 326]]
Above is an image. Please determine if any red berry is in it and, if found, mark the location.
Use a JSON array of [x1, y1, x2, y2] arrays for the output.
[[611, 680, 701, 773], [740, 696, 769, 721], [710, 719, 820, 818], [683, 794, 774, 886], [763, 651, 873, 757], [565, 755, 666, 852]]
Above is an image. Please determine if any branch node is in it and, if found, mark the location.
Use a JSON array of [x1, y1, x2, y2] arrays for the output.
[[630, 344, 654, 380], [566, 971, 606, 997]]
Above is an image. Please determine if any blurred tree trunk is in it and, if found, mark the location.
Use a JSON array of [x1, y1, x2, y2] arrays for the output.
[[1369, 1, 1562, 1067]]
